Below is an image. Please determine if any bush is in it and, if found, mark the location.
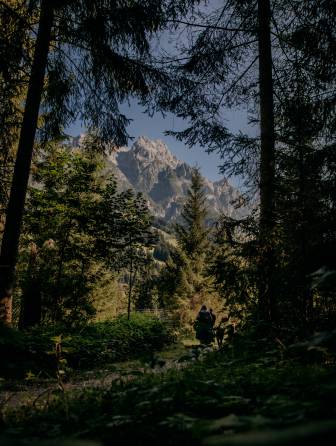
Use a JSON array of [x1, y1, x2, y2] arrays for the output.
[[3, 337, 336, 446], [65, 314, 174, 368], [0, 314, 174, 379]]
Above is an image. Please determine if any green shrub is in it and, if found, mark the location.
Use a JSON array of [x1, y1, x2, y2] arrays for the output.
[[64, 314, 174, 368], [0, 314, 174, 379]]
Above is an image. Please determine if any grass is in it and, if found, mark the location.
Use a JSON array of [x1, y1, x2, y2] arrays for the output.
[[2, 333, 336, 445]]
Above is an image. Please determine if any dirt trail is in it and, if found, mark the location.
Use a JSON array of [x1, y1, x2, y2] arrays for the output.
[[0, 341, 206, 411]]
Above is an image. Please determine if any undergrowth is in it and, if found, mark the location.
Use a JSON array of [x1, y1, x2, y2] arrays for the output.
[[2, 334, 336, 445], [0, 314, 174, 379]]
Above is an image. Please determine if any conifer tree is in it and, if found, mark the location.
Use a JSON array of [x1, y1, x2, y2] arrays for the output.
[[154, 0, 277, 321], [0, 1, 32, 225], [166, 168, 211, 306], [176, 168, 208, 260]]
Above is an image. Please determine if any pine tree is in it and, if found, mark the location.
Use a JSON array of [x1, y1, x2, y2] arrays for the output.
[[271, 1, 336, 327], [162, 168, 211, 310], [176, 168, 209, 260], [256, 0, 276, 322], [153, 0, 277, 321]]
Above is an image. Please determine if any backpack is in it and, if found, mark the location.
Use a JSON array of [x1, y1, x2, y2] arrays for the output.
[[198, 310, 211, 323]]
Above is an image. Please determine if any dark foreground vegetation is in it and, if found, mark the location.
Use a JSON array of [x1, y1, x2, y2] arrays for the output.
[[0, 314, 173, 379], [2, 329, 336, 446]]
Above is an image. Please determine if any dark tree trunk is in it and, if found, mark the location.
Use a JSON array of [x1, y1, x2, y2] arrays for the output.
[[294, 60, 313, 326], [52, 223, 71, 322], [19, 280, 42, 330], [257, 0, 276, 322], [18, 243, 42, 329], [127, 252, 133, 320], [0, 0, 54, 325]]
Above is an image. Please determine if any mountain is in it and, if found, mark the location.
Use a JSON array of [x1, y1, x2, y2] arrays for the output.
[[74, 135, 248, 223]]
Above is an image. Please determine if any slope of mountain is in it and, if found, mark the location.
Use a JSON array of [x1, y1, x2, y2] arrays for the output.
[[74, 135, 248, 222]]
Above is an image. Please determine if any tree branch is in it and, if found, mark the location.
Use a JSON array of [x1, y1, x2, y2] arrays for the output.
[[166, 19, 254, 34]]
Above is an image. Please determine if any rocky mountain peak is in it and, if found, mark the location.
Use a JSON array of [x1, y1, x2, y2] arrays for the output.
[[131, 137, 180, 170], [72, 135, 249, 223]]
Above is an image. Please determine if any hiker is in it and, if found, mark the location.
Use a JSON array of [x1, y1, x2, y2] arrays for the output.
[[194, 305, 213, 344], [209, 308, 216, 327], [214, 315, 229, 347]]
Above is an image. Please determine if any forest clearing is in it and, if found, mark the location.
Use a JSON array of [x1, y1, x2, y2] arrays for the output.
[[0, 0, 335, 444]]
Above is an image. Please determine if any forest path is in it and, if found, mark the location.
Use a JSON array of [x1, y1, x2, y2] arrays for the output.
[[0, 339, 208, 411]]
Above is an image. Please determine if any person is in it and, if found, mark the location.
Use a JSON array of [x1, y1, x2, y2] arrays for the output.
[[209, 308, 216, 327], [194, 305, 213, 344], [214, 316, 229, 347]]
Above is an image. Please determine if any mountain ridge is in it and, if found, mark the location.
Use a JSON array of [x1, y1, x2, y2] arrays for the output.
[[73, 135, 248, 222]]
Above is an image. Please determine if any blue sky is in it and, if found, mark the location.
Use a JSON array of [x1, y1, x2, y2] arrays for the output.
[[68, 99, 249, 186], [67, 1, 253, 187]]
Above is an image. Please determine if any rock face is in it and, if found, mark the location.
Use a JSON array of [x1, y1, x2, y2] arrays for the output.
[[76, 135, 248, 222]]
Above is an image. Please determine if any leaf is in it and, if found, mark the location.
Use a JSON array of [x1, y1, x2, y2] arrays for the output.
[[25, 371, 36, 381], [51, 336, 62, 344]]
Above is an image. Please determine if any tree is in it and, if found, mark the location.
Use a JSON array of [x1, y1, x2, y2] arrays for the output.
[[0, 0, 198, 323], [157, 247, 194, 310], [19, 144, 105, 327], [134, 252, 159, 310], [152, 0, 277, 321], [97, 185, 156, 319], [0, 1, 33, 218], [158, 168, 211, 317], [175, 167, 209, 260], [256, 0, 276, 321], [208, 214, 258, 323], [153, 0, 335, 325], [0, 0, 55, 324], [270, 0, 336, 328]]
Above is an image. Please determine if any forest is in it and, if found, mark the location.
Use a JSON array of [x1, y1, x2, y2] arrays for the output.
[[0, 0, 335, 445]]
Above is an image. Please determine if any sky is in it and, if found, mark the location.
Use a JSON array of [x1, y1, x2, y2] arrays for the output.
[[67, 0, 253, 187], [68, 100, 250, 187]]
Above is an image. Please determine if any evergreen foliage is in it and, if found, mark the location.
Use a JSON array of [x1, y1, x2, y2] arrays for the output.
[[175, 168, 209, 259], [157, 168, 218, 325], [155, 0, 336, 327], [0, 0, 32, 220], [208, 215, 257, 322], [19, 144, 105, 326]]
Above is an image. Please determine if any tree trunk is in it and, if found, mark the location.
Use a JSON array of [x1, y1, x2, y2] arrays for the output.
[[52, 223, 71, 322], [257, 0, 276, 322], [18, 243, 42, 329], [0, 0, 54, 325], [19, 279, 42, 330], [127, 254, 133, 320], [292, 56, 315, 326]]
